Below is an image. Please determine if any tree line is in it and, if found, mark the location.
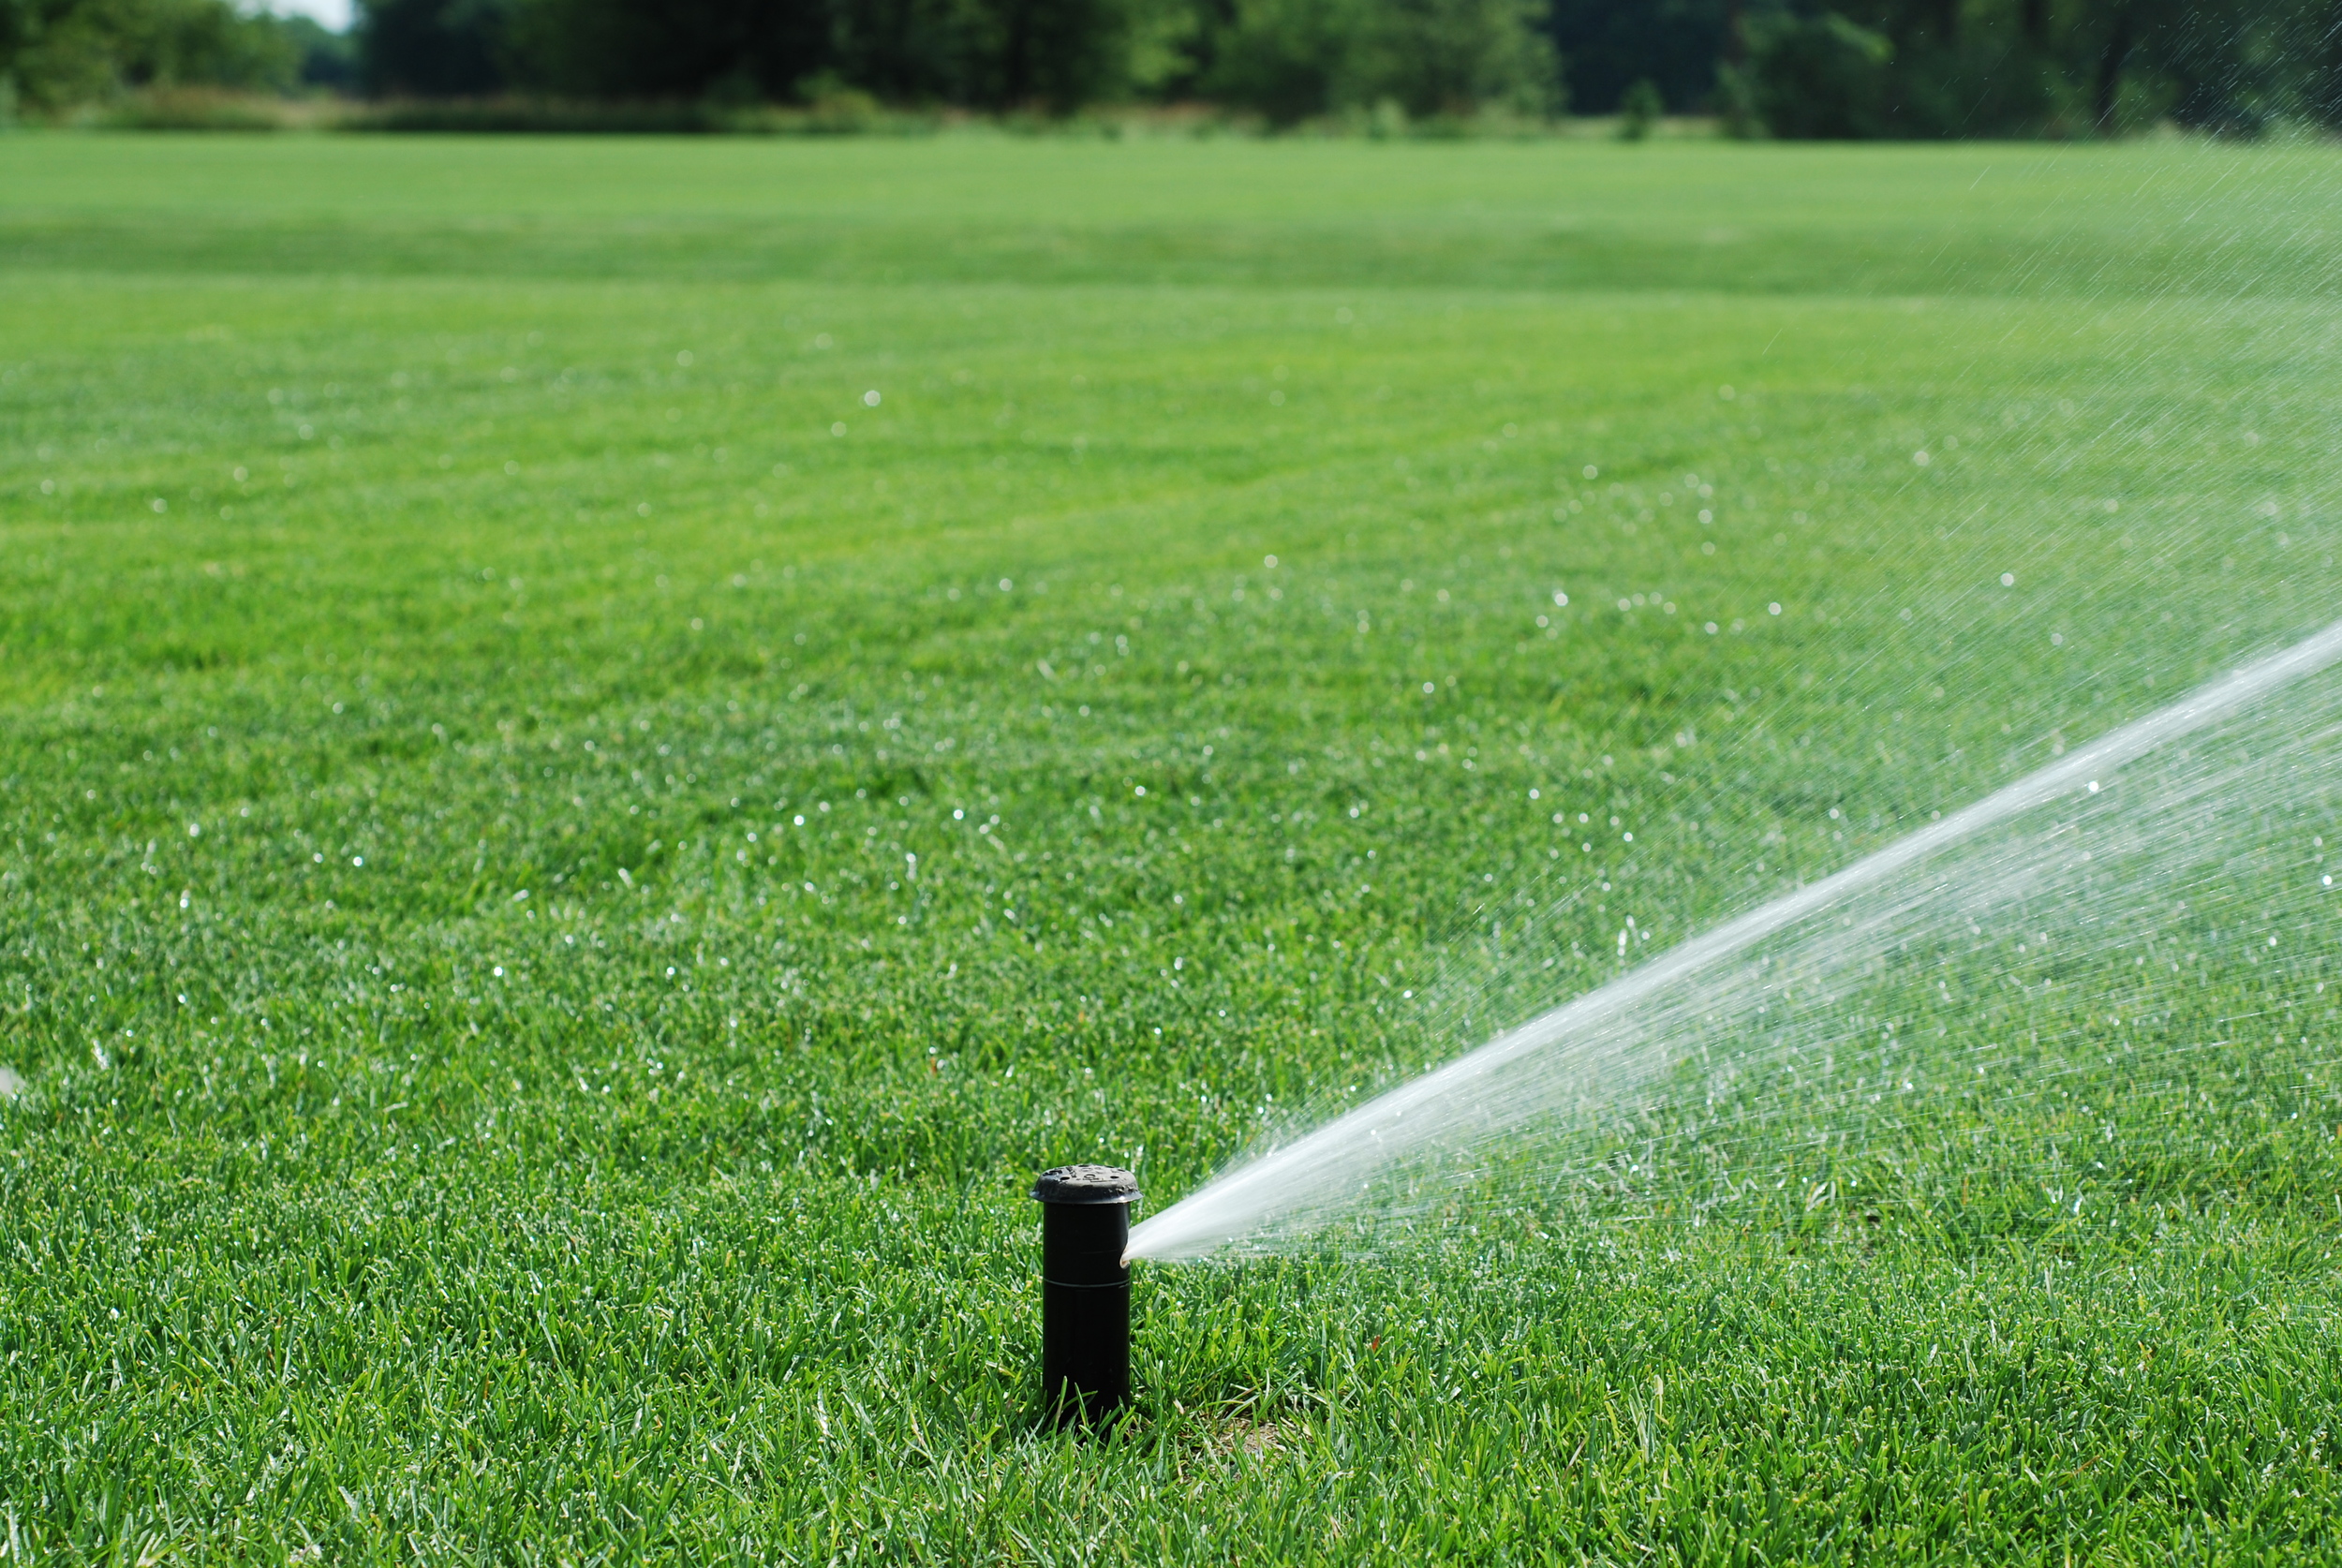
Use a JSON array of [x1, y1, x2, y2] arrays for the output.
[[1, 0, 350, 111], [4, 0, 2337, 133]]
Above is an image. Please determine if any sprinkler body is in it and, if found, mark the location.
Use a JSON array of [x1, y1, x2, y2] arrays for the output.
[[1032, 1164, 1139, 1422]]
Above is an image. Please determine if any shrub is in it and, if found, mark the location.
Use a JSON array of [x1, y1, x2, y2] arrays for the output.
[[94, 82, 286, 126], [1615, 73, 1661, 136], [1712, 58, 1760, 136]]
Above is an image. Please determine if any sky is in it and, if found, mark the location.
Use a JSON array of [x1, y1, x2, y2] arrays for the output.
[[258, 0, 354, 31]]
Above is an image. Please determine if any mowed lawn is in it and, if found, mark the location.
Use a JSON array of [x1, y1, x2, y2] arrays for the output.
[[3, 133, 2341, 1561]]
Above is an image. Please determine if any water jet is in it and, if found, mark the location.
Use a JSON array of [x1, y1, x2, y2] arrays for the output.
[[1128, 615, 2342, 1262], [1032, 1164, 1139, 1422]]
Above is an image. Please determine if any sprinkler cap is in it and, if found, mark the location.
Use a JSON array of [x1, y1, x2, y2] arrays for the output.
[[1032, 1164, 1140, 1206]]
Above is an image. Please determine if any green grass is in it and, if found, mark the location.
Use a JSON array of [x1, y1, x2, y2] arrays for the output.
[[2, 131, 2340, 1562]]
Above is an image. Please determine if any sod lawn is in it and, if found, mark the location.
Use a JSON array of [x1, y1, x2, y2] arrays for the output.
[[3, 131, 2340, 1561]]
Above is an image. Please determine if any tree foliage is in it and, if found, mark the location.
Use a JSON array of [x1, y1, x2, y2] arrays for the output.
[[1549, 0, 1727, 114], [357, 0, 1134, 110], [1739, 0, 2342, 137], [1190, 0, 1560, 122], [5, 0, 2335, 135], [341, 0, 2336, 132], [0, 0, 298, 112], [358, 0, 512, 96], [344, 0, 1556, 119]]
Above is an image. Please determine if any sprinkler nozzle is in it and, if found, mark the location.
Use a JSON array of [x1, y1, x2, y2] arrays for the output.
[[1032, 1164, 1139, 1423]]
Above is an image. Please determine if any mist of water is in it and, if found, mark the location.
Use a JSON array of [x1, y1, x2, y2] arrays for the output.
[[1126, 616, 2342, 1262]]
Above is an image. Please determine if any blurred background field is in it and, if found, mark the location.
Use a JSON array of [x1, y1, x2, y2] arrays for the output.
[[3, 133, 2341, 1560]]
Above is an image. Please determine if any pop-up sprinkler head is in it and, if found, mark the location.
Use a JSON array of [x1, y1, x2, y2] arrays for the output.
[[1031, 1164, 1139, 1423]]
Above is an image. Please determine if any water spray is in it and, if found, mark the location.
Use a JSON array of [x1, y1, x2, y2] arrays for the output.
[[1128, 615, 2342, 1262], [1032, 1164, 1139, 1422]]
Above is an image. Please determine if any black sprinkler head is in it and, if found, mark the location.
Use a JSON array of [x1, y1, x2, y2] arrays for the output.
[[1032, 1164, 1139, 1423]]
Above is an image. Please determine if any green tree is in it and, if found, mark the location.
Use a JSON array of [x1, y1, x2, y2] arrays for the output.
[[1200, 0, 1557, 123], [1744, 8, 1891, 135], [1347, 0, 1560, 115], [2307, 0, 2342, 126], [485, 0, 1123, 112], [1549, 0, 1732, 114], [1740, 0, 2326, 140], [1, 0, 295, 113], [357, 0, 514, 96]]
